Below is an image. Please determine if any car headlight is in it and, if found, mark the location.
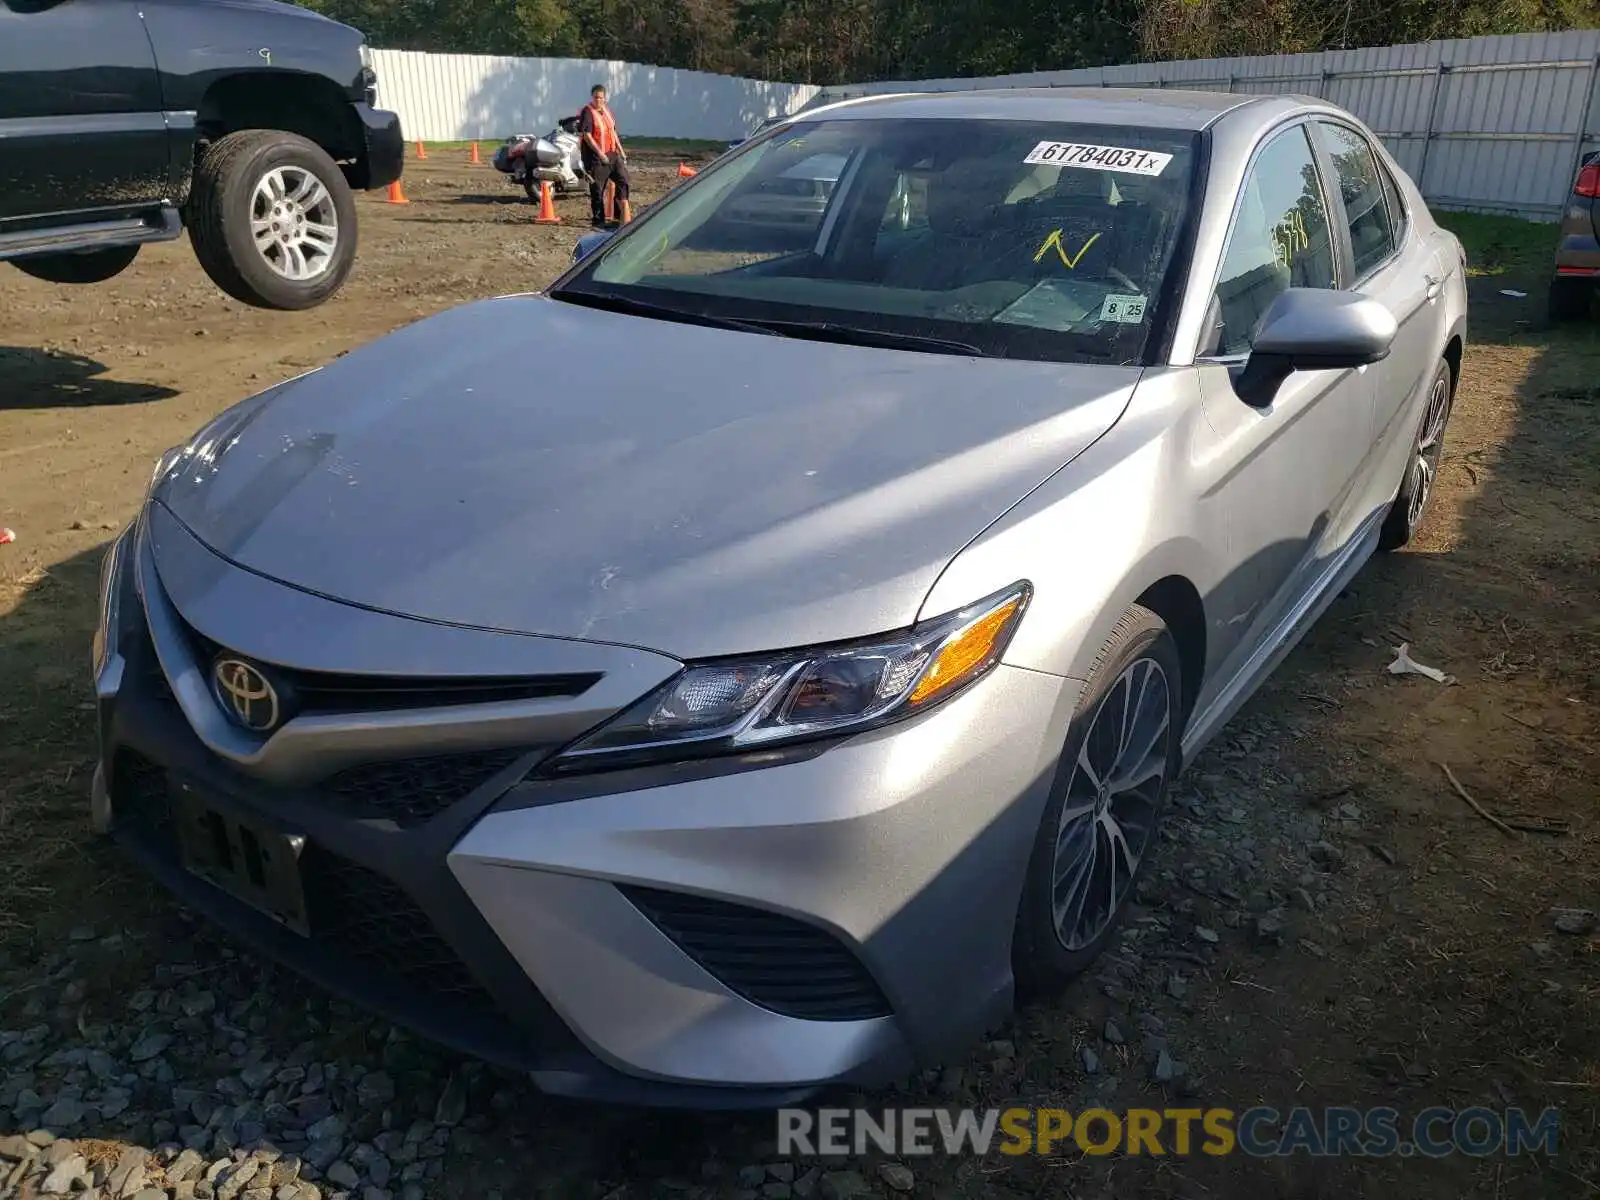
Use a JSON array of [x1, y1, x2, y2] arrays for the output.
[[549, 582, 1031, 772]]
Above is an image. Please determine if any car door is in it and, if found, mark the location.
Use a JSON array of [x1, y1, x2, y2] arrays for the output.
[[0, 0, 167, 223], [1192, 121, 1376, 701], [1310, 119, 1445, 506]]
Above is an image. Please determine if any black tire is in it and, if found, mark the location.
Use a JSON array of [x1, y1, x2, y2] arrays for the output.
[[12, 245, 140, 284], [188, 129, 357, 311], [1013, 604, 1182, 993], [523, 173, 539, 203], [1378, 358, 1454, 552], [1548, 276, 1594, 323]]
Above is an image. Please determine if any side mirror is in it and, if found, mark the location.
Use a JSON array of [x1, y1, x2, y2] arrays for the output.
[[1233, 288, 1397, 408], [570, 229, 613, 265]]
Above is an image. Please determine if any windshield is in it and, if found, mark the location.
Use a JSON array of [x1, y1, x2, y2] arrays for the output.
[[553, 117, 1200, 364]]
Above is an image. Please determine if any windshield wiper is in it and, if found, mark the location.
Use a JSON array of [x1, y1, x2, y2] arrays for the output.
[[552, 291, 990, 357], [551, 289, 773, 336], [741, 319, 991, 357]]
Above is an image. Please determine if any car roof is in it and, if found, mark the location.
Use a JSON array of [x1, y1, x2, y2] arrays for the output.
[[802, 86, 1299, 133]]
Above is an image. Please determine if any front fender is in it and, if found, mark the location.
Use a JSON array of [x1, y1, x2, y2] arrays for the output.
[[921, 370, 1218, 689]]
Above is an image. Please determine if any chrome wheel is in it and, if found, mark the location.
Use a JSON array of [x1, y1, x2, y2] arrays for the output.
[[1406, 373, 1451, 530], [250, 166, 340, 282], [1051, 657, 1173, 950]]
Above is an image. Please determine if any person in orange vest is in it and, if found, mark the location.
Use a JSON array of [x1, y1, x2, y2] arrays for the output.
[[579, 83, 630, 227]]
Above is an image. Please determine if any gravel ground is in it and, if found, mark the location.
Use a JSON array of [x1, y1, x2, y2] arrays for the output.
[[2, 157, 1597, 1199]]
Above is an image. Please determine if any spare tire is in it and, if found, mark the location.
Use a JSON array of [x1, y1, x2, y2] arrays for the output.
[[188, 129, 357, 311], [12, 245, 140, 284]]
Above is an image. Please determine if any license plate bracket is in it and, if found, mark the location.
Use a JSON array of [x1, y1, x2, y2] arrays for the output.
[[172, 779, 311, 937]]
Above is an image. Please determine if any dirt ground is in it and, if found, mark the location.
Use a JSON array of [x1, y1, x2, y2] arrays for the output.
[[1, 151, 1597, 1200]]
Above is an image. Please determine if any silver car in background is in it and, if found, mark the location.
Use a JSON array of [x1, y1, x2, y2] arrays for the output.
[[93, 87, 1466, 1106]]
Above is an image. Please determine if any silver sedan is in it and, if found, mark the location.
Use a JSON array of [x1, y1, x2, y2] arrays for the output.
[[93, 86, 1467, 1106]]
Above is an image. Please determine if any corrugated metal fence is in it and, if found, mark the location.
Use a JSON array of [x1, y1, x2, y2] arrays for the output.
[[805, 30, 1600, 216], [365, 49, 818, 145]]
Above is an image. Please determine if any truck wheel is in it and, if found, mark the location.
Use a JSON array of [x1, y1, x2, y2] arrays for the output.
[[1548, 277, 1593, 323], [12, 245, 140, 284], [188, 129, 357, 311]]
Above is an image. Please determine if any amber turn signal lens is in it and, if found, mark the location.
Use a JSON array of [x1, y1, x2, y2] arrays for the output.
[[909, 594, 1026, 707]]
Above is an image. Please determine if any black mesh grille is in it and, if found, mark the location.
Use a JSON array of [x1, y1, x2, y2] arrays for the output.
[[180, 622, 597, 715], [324, 750, 525, 826], [132, 629, 524, 826], [303, 853, 500, 1016], [620, 886, 891, 1022], [113, 749, 174, 835], [112, 752, 500, 1019]]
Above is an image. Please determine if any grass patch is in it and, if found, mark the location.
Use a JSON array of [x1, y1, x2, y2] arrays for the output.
[[1434, 210, 1557, 277]]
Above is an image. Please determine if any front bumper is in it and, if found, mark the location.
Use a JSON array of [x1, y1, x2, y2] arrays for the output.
[[93, 510, 1076, 1106], [354, 103, 404, 191]]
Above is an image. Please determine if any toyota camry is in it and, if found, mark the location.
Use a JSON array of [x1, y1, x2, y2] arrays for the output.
[[92, 86, 1467, 1106]]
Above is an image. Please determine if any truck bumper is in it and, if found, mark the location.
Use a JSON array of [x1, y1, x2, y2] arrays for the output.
[[355, 103, 404, 190]]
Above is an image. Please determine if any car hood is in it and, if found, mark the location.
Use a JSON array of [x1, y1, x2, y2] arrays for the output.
[[153, 294, 1139, 659]]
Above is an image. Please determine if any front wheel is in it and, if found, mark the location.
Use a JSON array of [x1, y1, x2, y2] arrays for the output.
[[1013, 604, 1182, 991], [12, 245, 140, 284], [1378, 358, 1454, 552], [188, 129, 357, 311]]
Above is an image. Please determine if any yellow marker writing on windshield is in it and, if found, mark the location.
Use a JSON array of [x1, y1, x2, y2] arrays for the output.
[[1033, 229, 1102, 269]]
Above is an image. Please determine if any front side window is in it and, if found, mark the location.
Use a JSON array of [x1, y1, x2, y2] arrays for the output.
[[1317, 121, 1397, 279], [1208, 125, 1337, 357], [555, 117, 1201, 365]]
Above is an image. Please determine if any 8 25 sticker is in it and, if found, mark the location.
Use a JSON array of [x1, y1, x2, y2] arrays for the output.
[[1024, 141, 1173, 176], [1099, 293, 1149, 324]]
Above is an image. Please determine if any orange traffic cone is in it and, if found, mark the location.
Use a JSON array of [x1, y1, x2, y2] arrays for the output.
[[415, 140, 427, 160], [469, 141, 481, 165], [533, 179, 560, 224], [677, 162, 697, 178], [386, 178, 409, 204]]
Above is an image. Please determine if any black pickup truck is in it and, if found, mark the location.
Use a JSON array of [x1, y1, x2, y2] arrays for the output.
[[0, 0, 403, 310]]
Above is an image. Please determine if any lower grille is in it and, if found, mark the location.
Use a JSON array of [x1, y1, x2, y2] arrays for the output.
[[620, 886, 892, 1022], [303, 853, 500, 1016], [112, 751, 500, 1018], [114, 749, 173, 835], [325, 750, 524, 827]]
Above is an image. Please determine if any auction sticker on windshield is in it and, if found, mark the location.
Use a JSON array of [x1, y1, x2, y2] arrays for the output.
[[1024, 141, 1173, 176]]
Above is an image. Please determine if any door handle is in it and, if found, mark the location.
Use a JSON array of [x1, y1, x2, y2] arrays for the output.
[[1425, 273, 1442, 301]]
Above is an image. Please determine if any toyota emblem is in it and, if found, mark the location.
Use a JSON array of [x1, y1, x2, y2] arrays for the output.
[[212, 658, 282, 733]]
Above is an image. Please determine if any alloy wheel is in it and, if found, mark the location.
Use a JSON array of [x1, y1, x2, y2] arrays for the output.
[[1051, 657, 1173, 951], [250, 166, 340, 282], [1406, 373, 1451, 531]]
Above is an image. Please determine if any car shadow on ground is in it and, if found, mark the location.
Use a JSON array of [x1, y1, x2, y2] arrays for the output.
[[440, 194, 541, 207], [0, 347, 178, 411]]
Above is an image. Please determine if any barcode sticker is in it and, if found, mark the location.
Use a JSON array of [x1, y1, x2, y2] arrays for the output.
[[1024, 141, 1173, 176]]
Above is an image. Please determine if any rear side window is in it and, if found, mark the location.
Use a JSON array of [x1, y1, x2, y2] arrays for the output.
[[1317, 122, 1397, 278], [1378, 155, 1408, 243], [1209, 125, 1338, 357]]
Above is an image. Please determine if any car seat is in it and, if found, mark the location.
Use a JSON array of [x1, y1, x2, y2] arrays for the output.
[[878, 160, 1027, 291]]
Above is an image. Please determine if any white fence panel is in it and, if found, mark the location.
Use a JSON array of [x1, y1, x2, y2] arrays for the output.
[[366, 49, 818, 144], [801, 29, 1600, 215]]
